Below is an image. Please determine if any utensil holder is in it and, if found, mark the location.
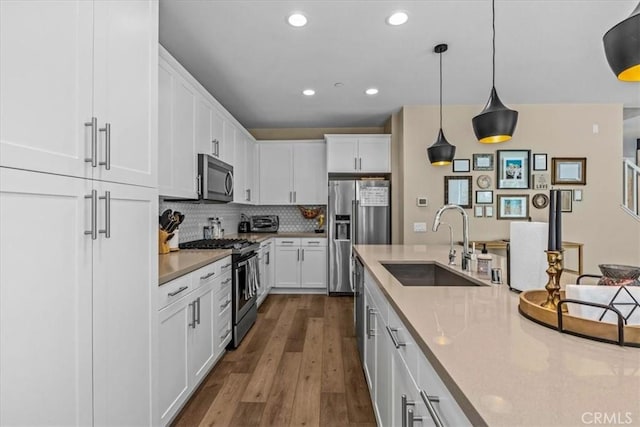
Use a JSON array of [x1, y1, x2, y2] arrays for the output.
[[159, 229, 170, 255], [169, 229, 180, 251]]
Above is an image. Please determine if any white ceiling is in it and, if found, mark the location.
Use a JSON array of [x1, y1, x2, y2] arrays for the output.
[[159, 0, 640, 129]]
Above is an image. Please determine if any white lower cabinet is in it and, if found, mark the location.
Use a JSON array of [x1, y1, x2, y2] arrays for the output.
[[0, 167, 157, 426], [158, 257, 232, 426], [274, 238, 327, 290], [362, 268, 471, 427], [257, 239, 274, 306]]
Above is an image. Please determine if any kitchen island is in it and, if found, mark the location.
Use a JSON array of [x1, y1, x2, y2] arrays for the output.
[[354, 244, 640, 427]]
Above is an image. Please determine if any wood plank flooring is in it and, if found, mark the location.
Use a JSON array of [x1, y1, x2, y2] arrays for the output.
[[172, 295, 376, 427]]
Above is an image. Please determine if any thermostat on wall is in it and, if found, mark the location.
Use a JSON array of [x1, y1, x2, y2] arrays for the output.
[[416, 197, 428, 207]]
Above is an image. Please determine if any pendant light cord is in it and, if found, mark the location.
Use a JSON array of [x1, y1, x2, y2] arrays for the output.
[[439, 50, 443, 129], [492, 0, 496, 88]]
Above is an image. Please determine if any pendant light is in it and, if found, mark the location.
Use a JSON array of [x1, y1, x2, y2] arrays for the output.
[[472, 0, 518, 144], [427, 43, 456, 166], [603, 2, 640, 82]]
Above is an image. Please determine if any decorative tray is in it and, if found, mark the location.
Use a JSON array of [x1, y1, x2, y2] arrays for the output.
[[519, 289, 640, 347]]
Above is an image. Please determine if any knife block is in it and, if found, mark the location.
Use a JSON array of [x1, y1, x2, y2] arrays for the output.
[[159, 229, 171, 255]]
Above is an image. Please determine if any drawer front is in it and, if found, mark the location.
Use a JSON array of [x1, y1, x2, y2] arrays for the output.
[[259, 239, 272, 249], [301, 237, 326, 246], [364, 269, 388, 325], [158, 274, 193, 310], [192, 262, 219, 290], [217, 311, 232, 351], [216, 285, 232, 316], [218, 256, 232, 276], [388, 305, 419, 380], [275, 238, 301, 247], [217, 272, 232, 293]]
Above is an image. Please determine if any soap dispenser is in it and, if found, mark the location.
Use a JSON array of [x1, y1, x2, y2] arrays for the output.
[[476, 244, 492, 277]]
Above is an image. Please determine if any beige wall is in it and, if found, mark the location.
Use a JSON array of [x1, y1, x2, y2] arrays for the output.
[[397, 104, 640, 274], [248, 127, 384, 140]]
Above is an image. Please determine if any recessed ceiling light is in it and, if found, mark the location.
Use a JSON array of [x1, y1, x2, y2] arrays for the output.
[[365, 88, 379, 95], [302, 89, 315, 96], [287, 13, 307, 27], [386, 11, 408, 26], [334, 82, 344, 88]]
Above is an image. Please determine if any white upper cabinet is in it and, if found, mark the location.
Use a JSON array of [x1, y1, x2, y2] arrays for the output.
[[258, 140, 327, 205], [326, 134, 390, 173], [0, 0, 157, 187], [196, 98, 232, 164], [233, 133, 247, 203], [246, 138, 257, 204]]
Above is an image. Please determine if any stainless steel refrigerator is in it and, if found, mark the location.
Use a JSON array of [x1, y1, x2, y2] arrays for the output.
[[328, 178, 390, 295]]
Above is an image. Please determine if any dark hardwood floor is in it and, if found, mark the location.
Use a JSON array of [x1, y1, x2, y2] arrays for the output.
[[172, 294, 376, 427]]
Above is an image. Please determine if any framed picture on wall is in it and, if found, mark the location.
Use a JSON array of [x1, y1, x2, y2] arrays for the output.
[[533, 153, 548, 171], [497, 194, 530, 220], [485, 205, 494, 217], [473, 153, 494, 171], [497, 150, 531, 189], [475, 190, 493, 204], [551, 157, 587, 185], [452, 159, 471, 173], [444, 176, 472, 209], [560, 190, 573, 212]]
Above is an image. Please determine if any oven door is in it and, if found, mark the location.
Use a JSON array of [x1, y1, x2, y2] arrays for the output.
[[233, 253, 257, 321]]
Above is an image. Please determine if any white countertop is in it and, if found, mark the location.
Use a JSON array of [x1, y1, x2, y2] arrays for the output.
[[353, 244, 640, 427]]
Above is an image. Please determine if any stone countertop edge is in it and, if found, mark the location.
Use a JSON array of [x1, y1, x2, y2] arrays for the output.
[[352, 244, 640, 427], [233, 232, 327, 242], [158, 249, 232, 285]]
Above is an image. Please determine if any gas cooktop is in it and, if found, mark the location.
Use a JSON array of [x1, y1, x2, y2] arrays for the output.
[[179, 238, 256, 250]]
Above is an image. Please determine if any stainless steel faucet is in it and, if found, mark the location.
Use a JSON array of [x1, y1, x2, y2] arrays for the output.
[[433, 204, 471, 271], [439, 222, 456, 265]]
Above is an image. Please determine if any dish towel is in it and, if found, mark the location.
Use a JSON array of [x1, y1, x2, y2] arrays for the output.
[[244, 256, 261, 300]]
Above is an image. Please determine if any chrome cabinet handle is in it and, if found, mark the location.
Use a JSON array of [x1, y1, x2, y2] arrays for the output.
[[85, 117, 97, 167], [266, 252, 270, 265], [84, 190, 97, 240], [189, 302, 197, 329], [402, 394, 417, 427], [297, 248, 300, 261], [354, 157, 358, 170], [359, 157, 362, 170], [225, 171, 233, 196], [248, 188, 251, 201], [197, 174, 202, 196], [196, 297, 201, 325], [220, 299, 231, 310], [293, 191, 296, 203], [281, 240, 294, 244], [386, 326, 406, 348], [221, 263, 231, 269], [216, 140, 220, 156], [220, 328, 232, 341], [200, 271, 216, 281], [408, 409, 424, 427], [307, 241, 321, 244], [420, 390, 443, 427], [98, 191, 111, 238], [222, 277, 232, 285], [99, 123, 111, 170], [366, 307, 375, 338], [301, 249, 305, 261], [168, 286, 188, 297]]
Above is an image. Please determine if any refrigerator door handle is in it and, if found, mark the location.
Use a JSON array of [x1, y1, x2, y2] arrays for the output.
[[352, 199, 358, 245]]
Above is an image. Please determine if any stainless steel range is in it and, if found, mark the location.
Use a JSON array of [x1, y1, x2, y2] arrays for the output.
[[179, 238, 260, 348]]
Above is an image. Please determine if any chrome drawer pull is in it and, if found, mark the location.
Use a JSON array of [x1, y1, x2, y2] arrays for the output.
[[221, 263, 231, 269], [386, 326, 406, 348], [402, 394, 416, 427], [419, 390, 443, 427], [84, 117, 97, 167], [408, 409, 424, 427], [220, 329, 232, 340], [200, 271, 216, 281], [99, 122, 111, 170], [222, 277, 232, 285], [168, 286, 188, 297], [366, 307, 375, 338], [220, 299, 231, 310]]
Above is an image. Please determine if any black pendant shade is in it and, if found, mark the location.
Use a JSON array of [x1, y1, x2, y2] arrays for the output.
[[472, 87, 519, 143], [472, 0, 518, 144], [603, 2, 640, 82], [427, 43, 456, 166], [428, 129, 456, 166]]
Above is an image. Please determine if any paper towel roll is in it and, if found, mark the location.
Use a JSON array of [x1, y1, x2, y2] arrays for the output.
[[509, 222, 548, 291]]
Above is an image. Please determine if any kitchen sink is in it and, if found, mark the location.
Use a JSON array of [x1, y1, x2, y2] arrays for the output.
[[381, 262, 485, 287]]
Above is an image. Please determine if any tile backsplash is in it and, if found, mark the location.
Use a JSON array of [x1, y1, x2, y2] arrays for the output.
[[159, 200, 326, 243]]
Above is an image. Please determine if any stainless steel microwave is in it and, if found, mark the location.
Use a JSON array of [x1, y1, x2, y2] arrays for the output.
[[198, 154, 233, 202]]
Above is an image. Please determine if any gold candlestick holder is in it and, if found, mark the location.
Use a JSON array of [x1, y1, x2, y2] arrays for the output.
[[541, 250, 564, 310]]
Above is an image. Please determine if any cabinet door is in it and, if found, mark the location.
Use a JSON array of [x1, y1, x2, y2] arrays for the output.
[[300, 246, 327, 288], [211, 108, 225, 160], [190, 282, 216, 388], [274, 246, 301, 288], [265, 244, 274, 292], [259, 143, 292, 204], [293, 142, 327, 205], [158, 298, 190, 426], [0, 1, 93, 178], [392, 351, 424, 427], [233, 132, 246, 203], [93, 0, 157, 187], [0, 168, 93, 427], [171, 75, 198, 198], [376, 309, 393, 427], [246, 138, 256, 203], [222, 119, 236, 166], [158, 60, 174, 193], [326, 136, 358, 172], [196, 97, 214, 157], [357, 136, 390, 173], [92, 181, 156, 427], [363, 289, 377, 419]]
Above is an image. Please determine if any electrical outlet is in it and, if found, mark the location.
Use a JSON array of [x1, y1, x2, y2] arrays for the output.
[[413, 222, 427, 232], [416, 197, 428, 207]]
